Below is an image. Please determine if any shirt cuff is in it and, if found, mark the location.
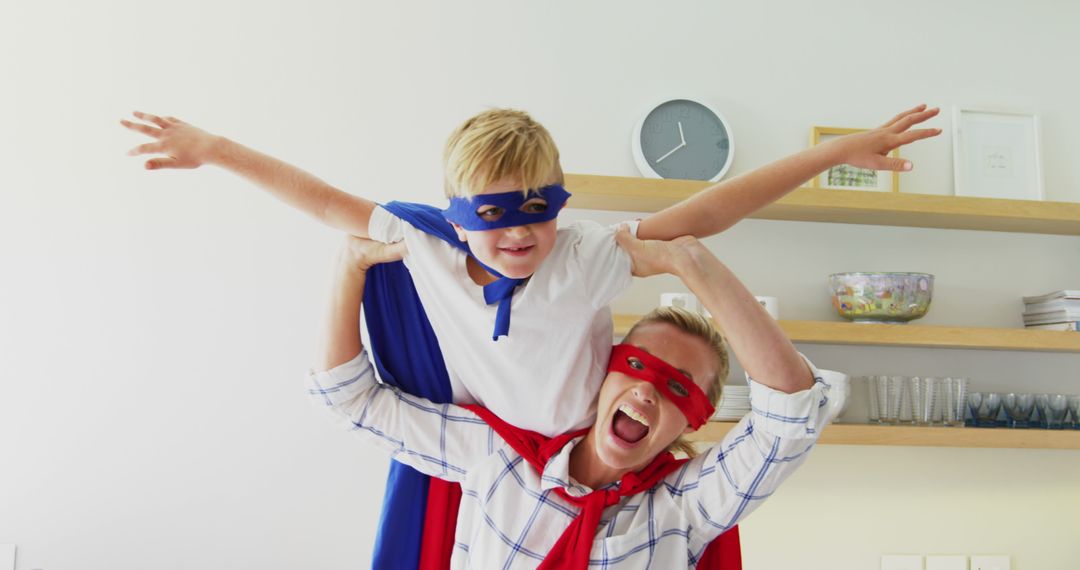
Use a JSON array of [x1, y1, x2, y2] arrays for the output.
[[745, 355, 834, 438], [306, 350, 375, 406]]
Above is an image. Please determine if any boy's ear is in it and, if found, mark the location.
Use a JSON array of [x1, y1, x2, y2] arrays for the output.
[[451, 222, 468, 243]]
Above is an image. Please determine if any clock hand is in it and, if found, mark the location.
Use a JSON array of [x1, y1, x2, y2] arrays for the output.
[[655, 141, 686, 163], [678, 121, 685, 145]]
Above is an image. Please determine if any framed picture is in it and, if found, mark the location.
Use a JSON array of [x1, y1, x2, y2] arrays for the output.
[[952, 107, 1043, 200], [809, 126, 900, 192]]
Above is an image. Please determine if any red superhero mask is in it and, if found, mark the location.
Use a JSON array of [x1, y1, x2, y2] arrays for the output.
[[606, 344, 716, 430]]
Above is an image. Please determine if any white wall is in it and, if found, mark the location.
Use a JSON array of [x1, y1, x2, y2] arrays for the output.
[[2, 1, 1078, 569]]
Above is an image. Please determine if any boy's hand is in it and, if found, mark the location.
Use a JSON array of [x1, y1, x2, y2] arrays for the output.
[[615, 224, 705, 278], [826, 104, 942, 172], [337, 236, 408, 273], [121, 111, 222, 170]]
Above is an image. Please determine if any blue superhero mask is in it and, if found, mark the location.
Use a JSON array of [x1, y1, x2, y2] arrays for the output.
[[441, 184, 571, 231]]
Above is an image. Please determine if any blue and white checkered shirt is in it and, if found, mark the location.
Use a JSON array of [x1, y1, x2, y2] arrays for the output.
[[307, 350, 834, 569]]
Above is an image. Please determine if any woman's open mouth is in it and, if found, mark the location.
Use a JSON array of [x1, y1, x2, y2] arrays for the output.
[[610, 403, 650, 446]]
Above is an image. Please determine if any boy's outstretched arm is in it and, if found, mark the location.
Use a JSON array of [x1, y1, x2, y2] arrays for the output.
[[615, 226, 810, 394], [636, 104, 942, 241], [122, 112, 377, 238]]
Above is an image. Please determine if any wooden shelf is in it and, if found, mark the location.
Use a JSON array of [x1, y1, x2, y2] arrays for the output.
[[613, 315, 1080, 353], [565, 173, 1080, 236], [685, 421, 1080, 450]]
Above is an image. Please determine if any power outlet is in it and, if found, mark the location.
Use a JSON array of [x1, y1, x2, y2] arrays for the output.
[[970, 555, 1010, 570], [926, 555, 968, 570], [882, 554, 923, 570]]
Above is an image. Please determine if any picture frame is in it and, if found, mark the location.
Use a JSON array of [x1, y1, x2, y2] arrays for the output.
[[952, 107, 1044, 201], [809, 126, 900, 192]]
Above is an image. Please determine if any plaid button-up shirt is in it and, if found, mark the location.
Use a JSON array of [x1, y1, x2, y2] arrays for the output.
[[308, 351, 834, 569]]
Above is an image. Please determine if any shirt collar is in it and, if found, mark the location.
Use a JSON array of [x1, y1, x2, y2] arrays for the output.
[[537, 435, 619, 497]]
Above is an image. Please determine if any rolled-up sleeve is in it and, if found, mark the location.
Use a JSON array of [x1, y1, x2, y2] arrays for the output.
[[306, 350, 506, 482], [744, 362, 835, 438], [673, 356, 838, 552]]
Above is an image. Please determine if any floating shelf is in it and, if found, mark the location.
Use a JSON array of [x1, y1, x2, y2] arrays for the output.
[[685, 421, 1080, 450], [565, 173, 1080, 236], [613, 315, 1080, 353]]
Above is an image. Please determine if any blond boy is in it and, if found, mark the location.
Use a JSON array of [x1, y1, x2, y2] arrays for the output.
[[122, 105, 937, 434]]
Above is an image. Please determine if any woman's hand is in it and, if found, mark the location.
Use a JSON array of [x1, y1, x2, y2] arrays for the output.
[[121, 111, 222, 170], [614, 224, 707, 278], [337, 235, 408, 273], [318, 236, 407, 370], [825, 104, 942, 172]]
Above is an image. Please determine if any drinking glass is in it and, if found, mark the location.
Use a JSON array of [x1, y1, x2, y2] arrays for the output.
[[1035, 394, 1070, 429], [968, 392, 1003, 427], [1068, 395, 1080, 430], [1002, 393, 1035, 429], [875, 375, 905, 425], [909, 376, 941, 426], [864, 376, 880, 424], [942, 377, 968, 427]]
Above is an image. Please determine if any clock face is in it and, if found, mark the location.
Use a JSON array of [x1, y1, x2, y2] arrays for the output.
[[636, 99, 733, 181]]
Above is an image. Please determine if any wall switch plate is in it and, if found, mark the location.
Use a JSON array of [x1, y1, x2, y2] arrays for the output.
[[882, 554, 924, 570], [926, 555, 968, 570], [970, 555, 1010, 570], [0, 544, 15, 570]]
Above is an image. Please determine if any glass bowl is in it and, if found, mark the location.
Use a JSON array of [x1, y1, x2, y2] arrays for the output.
[[828, 272, 934, 324]]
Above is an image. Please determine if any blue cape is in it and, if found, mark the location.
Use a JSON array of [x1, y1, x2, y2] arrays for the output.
[[362, 201, 513, 568]]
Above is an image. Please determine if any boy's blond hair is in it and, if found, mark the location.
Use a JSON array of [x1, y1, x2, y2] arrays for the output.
[[443, 109, 563, 199], [624, 307, 729, 458]]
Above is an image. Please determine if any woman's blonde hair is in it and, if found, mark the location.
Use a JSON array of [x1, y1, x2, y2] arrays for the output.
[[443, 108, 563, 199], [624, 307, 729, 458]]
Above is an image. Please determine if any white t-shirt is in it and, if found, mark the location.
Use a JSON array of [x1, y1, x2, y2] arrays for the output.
[[367, 206, 635, 435]]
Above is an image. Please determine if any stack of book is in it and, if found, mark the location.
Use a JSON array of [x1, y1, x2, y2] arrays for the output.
[[1022, 290, 1080, 330], [711, 385, 751, 421]]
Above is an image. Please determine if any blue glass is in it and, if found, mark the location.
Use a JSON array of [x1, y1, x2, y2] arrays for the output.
[[1002, 393, 1035, 429], [1035, 394, 1069, 429], [968, 392, 1004, 428]]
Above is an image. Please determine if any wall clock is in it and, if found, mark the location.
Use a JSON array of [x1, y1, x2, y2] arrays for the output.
[[632, 98, 734, 182]]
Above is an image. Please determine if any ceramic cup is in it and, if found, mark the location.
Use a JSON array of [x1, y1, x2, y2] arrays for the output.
[[821, 370, 850, 422], [754, 296, 780, 319], [660, 293, 702, 314]]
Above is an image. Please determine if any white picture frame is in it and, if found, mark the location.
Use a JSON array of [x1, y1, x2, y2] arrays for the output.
[[952, 107, 1044, 201]]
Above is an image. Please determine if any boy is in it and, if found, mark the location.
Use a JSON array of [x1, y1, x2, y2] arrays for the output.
[[121, 105, 935, 433], [121, 105, 937, 565], [307, 227, 838, 568]]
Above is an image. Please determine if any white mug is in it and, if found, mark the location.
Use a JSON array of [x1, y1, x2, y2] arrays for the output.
[[660, 293, 702, 313], [754, 296, 779, 319]]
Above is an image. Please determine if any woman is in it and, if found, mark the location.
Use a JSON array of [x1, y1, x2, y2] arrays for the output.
[[308, 227, 837, 569]]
